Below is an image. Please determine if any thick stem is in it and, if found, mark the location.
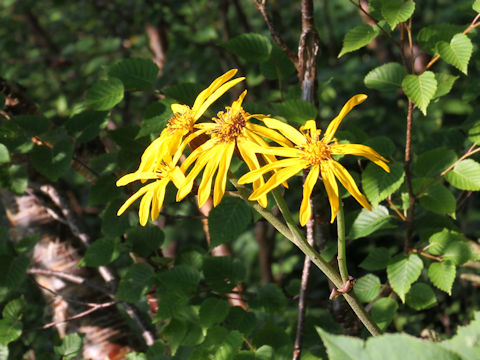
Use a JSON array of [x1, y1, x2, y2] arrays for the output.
[[336, 201, 349, 283]]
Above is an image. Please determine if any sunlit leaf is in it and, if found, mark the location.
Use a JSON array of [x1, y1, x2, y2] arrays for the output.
[[364, 62, 406, 92], [85, 78, 124, 110], [401, 71, 437, 116], [387, 253, 423, 302], [428, 261, 456, 295], [445, 159, 480, 190], [381, 0, 415, 30], [338, 24, 380, 58], [437, 33, 473, 75], [405, 282, 437, 310]]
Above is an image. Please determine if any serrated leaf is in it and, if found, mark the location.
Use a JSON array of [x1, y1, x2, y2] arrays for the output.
[[203, 257, 245, 293], [85, 78, 124, 110], [162, 83, 204, 106], [126, 226, 164, 257], [440, 312, 480, 360], [445, 159, 480, 190], [417, 24, 464, 55], [428, 229, 466, 255], [155, 291, 189, 320], [222, 33, 272, 62], [362, 162, 404, 207], [258, 284, 287, 313], [54, 333, 83, 359], [260, 44, 296, 80], [437, 33, 473, 75], [348, 205, 393, 240], [338, 24, 380, 58], [163, 319, 186, 355], [371, 297, 398, 331], [0, 319, 22, 346], [0, 144, 10, 164], [225, 307, 257, 335], [108, 58, 158, 90], [369, 0, 384, 20], [199, 298, 230, 327], [30, 140, 73, 181], [156, 265, 200, 294], [136, 100, 173, 139], [88, 175, 118, 205], [406, 282, 437, 310], [387, 253, 423, 302], [215, 330, 243, 360], [474, 0, 480, 12], [13, 115, 49, 135], [360, 247, 391, 271], [80, 237, 119, 267], [1, 165, 27, 195], [364, 62, 406, 92], [209, 197, 252, 248], [428, 261, 456, 295], [381, 0, 415, 30], [354, 274, 381, 302], [2, 297, 24, 321], [6, 255, 29, 289], [101, 199, 131, 237], [273, 99, 318, 126], [316, 327, 369, 360], [434, 73, 459, 99], [363, 136, 396, 158], [66, 110, 108, 142], [116, 263, 154, 302], [468, 120, 480, 145], [413, 148, 458, 177], [402, 71, 437, 116]]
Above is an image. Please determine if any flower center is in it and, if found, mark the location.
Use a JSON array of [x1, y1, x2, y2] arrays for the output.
[[210, 109, 247, 143], [167, 108, 195, 133], [300, 140, 331, 166]]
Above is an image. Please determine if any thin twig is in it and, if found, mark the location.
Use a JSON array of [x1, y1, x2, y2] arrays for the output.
[[404, 99, 415, 253], [387, 196, 407, 222], [410, 249, 443, 262], [253, 0, 299, 68]]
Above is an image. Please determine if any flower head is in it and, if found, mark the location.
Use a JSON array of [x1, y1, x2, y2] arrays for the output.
[[176, 90, 291, 208], [238, 94, 390, 226]]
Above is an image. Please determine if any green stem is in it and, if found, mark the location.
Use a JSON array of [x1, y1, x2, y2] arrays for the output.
[[336, 201, 349, 283], [229, 175, 381, 336]]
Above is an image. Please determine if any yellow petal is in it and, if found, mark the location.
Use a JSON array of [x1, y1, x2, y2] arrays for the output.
[[329, 160, 371, 211], [330, 143, 390, 172], [299, 165, 319, 226], [238, 158, 305, 184], [176, 151, 213, 201], [171, 103, 190, 115], [237, 140, 268, 207], [263, 118, 306, 146], [139, 184, 155, 226], [213, 142, 235, 206], [117, 182, 155, 216], [300, 120, 317, 140], [198, 147, 223, 207], [191, 69, 237, 110], [181, 139, 215, 172], [243, 141, 302, 158], [151, 179, 168, 221], [246, 123, 293, 147], [249, 164, 305, 200], [230, 90, 247, 114], [323, 94, 368, 143], [116, 172, 157, 186], [320, 163, 339, 223], [170, 167, 186, 189]]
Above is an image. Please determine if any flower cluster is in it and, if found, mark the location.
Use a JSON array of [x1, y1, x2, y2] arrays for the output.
[[116, 70, 390, 226]]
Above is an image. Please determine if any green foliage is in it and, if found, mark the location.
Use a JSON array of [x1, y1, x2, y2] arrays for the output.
[[381, 0, 415, 30], [116, 263, 154, 303], [108, 58, 159, 91], [364, 63, 406, 92], [354, 274, 381, 302], [273, 99, 319, 126], [387, 253, 423, 302], [348, 206, 393, 240], [362, 162, 404, 207], [66, 110, 109, 142], [222, 33, 272, 62], [29, 140, 74, 181], [445, 159, 480, 190], [371, 297, 398, 331], [428, 261, 456, 295], [338, 25, 380, 58], [402, 71, 437, 115], [203, 257, 245, 293], [359, 247, 391, 271], [86, 78, 124, 110], [54, 333, 84, 360], [405, 282, 437, 310], [437, 33, 473, 75], [79, 237, 120, 267]]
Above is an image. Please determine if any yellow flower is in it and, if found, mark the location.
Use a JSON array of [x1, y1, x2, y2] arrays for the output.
[[133, 69, 245, 176], [176, 90, 292, 208], [116, 151, 186, 226], [238, 94, 390, 226]]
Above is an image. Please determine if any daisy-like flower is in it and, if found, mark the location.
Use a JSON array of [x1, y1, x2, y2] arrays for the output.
[[133, 69, 245, 176], [116, 150, 186, 226], [238, 94, 390, 226], [176, 90, 292, 208]]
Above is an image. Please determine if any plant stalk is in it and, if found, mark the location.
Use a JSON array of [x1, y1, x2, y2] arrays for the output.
[[336, 201, 349, 283]]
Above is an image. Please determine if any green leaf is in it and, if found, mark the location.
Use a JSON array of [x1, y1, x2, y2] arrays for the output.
[[6, 255, 29, 289], [203, 257, 245, 293], [273, 99, 318, 126], [428, 261, 456, 295], [474, 0, 480, 12], [156, 265, 200, 294], [225, 307, 257, 336], [401, 71, 437, 116], [116, 263, 154, 303], [371, 297, 398, 331], [354, 274, 381, 302], [0, 144, 10, 164], [162, 82, 204, 106], [88, 175, 118, 205], [155, 291, 189, 320], [338, 24, 380, 58], [29, 140, 73, 181], [13, 115, 49, 135], [66, 110, 108, 142], [406, 282, 437, 310], [369, 0, 384, 20], [362, 162, 404, 207], [381, 0, 415, 30], [440, 312, 480, 360], [348, 205, 393, 240], [136, 100, 173, 139], [468, 120, 480, 145], [437, 33, 473, 75], [54, 333, 84, 360], [163, 319, 186, 355], [260, 44, 296, 80], [428, 229, 466, 254], [445, 159, 480, 190], [199, 298, 230, 327], [316, 327, 369, 360], [126, 226, 164, 257], [222, 33, 272, 62], [108, 58, 158, 90], [363, 136, 396, 158], [417, 24, 464, 55], [209, 197, 252, 248], [360, 247, 391, 271], [85, 78, 124, 110], [0, 344, 8, 360], [100, 199, 131, 238], [0, 319, 22, 346], [258, 284, 287, 313], [419, 183, 456, 215], [387, 253, 423, 302], [0, 165, 28, 195], [364, 62, 406, 92], [2, 297, 25, 321], [80, 237, 119, 267], [413, 148, 458, 177], [215, 330, 243, 360], [434, 73, 459, 99]]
